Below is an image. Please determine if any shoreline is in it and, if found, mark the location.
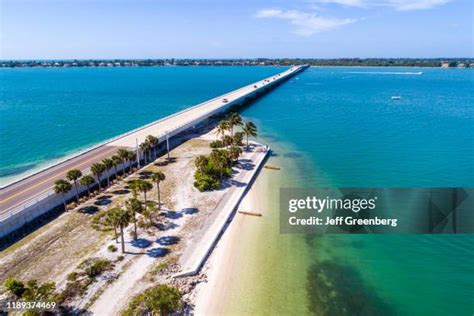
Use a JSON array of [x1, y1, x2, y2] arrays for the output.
[[193, 167, 265, 314], [192, 139, 312, 315]]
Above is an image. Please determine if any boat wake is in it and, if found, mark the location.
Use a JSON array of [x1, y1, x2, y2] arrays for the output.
[[346, 71, 423, 75]]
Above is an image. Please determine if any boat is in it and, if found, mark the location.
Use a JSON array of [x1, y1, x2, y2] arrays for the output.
[[391, 96, 401, 100]]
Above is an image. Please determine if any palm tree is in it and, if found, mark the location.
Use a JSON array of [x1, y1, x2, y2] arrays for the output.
[[127, 150, 136, 173], [128, 179, 140, 199], [138, 180, 153, 205], [111, 155, 121, 179], [106, 209, 119, 243], [117, 149, 129, 175], [54, 179, 72, 211], [139, 141, 151, 164], [110, 207, 131, 253], [242, 121, 257, 150], [66, 169, 82, 202], [150, 171, 165, 209], [229, 146, 243, 163], [90, 162, 106, 192], [102, 158, 114, 187], [210, 149, 231, 180], [216, 120, 229, 140], [126, 198, 142, 240], [145, 201, 157, 226], [228, 112, 243, 137], [146, 135, 159, 160], [80, 175, 95, 196]]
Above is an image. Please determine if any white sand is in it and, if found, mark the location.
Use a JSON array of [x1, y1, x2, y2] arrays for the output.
[[193, 177, 264, 315]]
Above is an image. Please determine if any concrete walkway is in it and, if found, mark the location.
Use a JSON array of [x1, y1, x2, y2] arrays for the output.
[[175, 144, 269, 277]]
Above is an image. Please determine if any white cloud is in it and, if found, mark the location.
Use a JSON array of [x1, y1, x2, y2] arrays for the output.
[[318, 0, 367, 7], [255, 9, 357, 36], [313, 0, 451, 10], [388, 0, 450, 11]]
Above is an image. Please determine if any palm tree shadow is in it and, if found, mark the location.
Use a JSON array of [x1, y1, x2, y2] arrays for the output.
[[131, 238, 152, 248], [156, 236, 180, 246], [183, 207, 199, 215], [78, 206, 99, 214], [111, 189, 130, 195], [147, 247, 169, 258], [157, 222, 180, 231]]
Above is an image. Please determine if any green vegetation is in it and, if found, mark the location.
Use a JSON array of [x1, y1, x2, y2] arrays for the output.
[[108, 244, 118, 252], [4, 277, 26, 297], [80, 258, 114, 278], [5, 58, 473, 68], [80, 174, 95, 196], [193, 114, 257, 191], [210, 140, 224, 148], [228, 112, 243, 137], [59, 258, 114, 302], [194, 149, 233, 191], [150, 171, 165, 209], [242, 121, 257, 150], [122, 284, 182, 316], [4, 278, 56, 302], [54, 179, 72, 211], [102, 157, 114, 187], [91, 162, 106, 192], [108, 207, 132, 253], [126, 198, 143, 239], [66, 169, 82, 201]]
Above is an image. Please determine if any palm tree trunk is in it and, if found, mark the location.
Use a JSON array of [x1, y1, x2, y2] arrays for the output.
[[96, 176, 101, 192], [106, 170, 110, 188], [62, 195, 67, 212], [114, 226, 118, 243], [86, 185, 91, 197], [156, 184, 161, 209], [133, 212, 137, 240], [114, 166, 118, 179], [153, 147, 157, 160], [74, 182, 79, 201], [120, 225, 125, 253], [246, 135, 249, 150]]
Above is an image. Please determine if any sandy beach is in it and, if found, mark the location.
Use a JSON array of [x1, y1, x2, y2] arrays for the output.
[[193, 167, 268, 314]]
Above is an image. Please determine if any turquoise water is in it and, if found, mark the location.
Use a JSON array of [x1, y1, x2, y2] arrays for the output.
[[0, 66, 284, 183], [1, 66, 473, 314], [240, 67, 474, 315]]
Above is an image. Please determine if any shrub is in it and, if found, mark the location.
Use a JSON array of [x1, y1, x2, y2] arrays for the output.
[[194, 172, 220, 192], [108, 244, 118, 252], [79, 258, 114, 279], [233, 132, 244, 146], [123, 284, 182, 316], [222, 135, 233, 146], [116, 255, 125, 262], [67, 272, 79, 282], [85, 259, 113, 278], [4, 278, 25, 298], [210, 140, 224, 148]]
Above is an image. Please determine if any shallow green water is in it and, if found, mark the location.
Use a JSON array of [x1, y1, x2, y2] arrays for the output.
[[239, 67, 474, 315]]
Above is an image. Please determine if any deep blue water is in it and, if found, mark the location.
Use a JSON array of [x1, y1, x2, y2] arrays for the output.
[[243, 67, 474, 187], [0, 66, 284, 183]]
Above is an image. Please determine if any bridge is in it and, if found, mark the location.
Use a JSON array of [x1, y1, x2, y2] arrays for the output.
[[0, 65, 308, 237]]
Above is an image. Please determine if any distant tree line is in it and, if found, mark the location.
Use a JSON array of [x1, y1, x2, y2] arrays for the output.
[[2, 58, 472, 68]]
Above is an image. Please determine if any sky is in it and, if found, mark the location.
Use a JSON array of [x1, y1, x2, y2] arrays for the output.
[[0, 0, 472, 59]]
